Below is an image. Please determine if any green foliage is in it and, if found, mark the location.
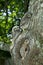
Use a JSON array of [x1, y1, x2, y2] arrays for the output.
[[0, 0, 29, 44]]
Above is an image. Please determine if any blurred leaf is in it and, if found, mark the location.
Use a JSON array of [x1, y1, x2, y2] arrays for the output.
[[0, 0, 26, 44]]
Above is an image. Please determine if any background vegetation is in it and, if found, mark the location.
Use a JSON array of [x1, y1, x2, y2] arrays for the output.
[[0, 0, 29, 44]]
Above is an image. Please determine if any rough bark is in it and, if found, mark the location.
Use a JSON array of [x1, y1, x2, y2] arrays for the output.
[[12, 0, 43, 65]]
